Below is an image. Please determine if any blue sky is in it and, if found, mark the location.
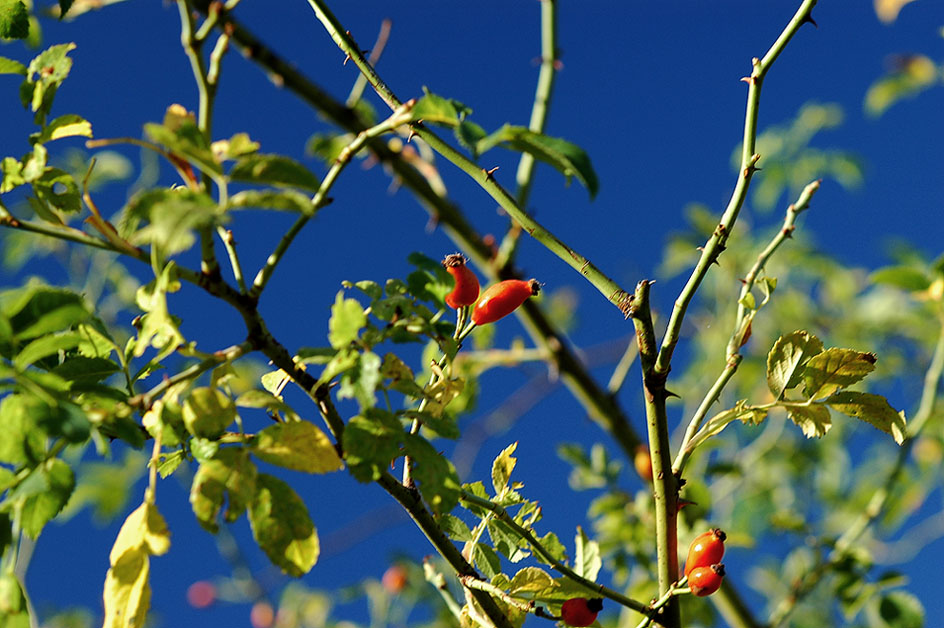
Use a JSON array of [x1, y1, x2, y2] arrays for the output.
[[2, 1, 943, 626]]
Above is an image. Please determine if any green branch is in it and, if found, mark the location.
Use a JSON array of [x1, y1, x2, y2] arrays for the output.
[[654, 0, 818, 377], [459, 491, 650, 615], [673, 179, 820, 475], [627, 280, 679, 628]]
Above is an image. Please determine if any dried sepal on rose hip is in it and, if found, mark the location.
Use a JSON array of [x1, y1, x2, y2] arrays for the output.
[[442, 254, 480, 309], [688, 563, 725, 597], [470, 278, 541, 325], [684, 528, 726, 577], [560, 597, 603, 627]]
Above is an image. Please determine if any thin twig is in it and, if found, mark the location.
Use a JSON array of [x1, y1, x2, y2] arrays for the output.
[[654, 0, 819, 378], [672, 179, 820, 475], [250, 101, 417, 296]]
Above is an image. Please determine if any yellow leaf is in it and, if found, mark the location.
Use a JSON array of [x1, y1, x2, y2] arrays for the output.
[[109, 503, 171, 564], [252, 421, 343, 474], [102, 548, 151, 628]]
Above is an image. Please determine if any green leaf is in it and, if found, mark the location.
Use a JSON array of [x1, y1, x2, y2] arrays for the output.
[[1, 156, 25, 192], [229, 154, 321, 193], [31, 113, 92, 144], [411, 91, 464, 126], [533, 531, 567, 566], [189, 448, 258, 532], [870, 266, 931, 292], [51, 356, 120, 384], [102, 547, 150, 628], [31, 167, 81, 214], [337, 350, 382, 411], [472, 544, 502, 580], [0, 56, 27, 75], [341, 410, 402, 482], [248, 473, 319, 577], [785, 403, 833, 439], [455, 119, 487, 156], [182, 387, 236, 439], [133, 263, 184, 359], [24, 44, 76, 118], [574, 527, 601, 581], [872, 590, 924, 628], [124, 188, 219, 257], [0, 572, 29, 625], [16, 457, 75, 538], [509, 566, 555, 596], [109, 502, 171, 564], [34, 399, 90, 443], [491, 441, 518, 496], [404, 435, 460, 514], [228, 189, 315, 215], [766, 330, 824, 399], [0, 394, 46, 464], [476, 125, 599, 199], [252, 421, 344, 473], [827, 391, 907, 445], [439, 513, 473, 541], [4, 285, 87, 340], [0, 0, 29, 40], [13, 331, 83, 369], [211, 132, 260, 160], [328, 292, 367, 349], [143, 105, 220, 176], [802, 348, 877, 399]]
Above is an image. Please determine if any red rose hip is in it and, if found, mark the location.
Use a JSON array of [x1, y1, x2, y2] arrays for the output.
[[443, 254, 480, 309], [560, 597, 603, 627], [470, 279, 540, 325]]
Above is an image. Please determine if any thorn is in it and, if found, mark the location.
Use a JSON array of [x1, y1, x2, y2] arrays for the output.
[[738, 278, 748, 285], [740, 76, 755, 85], [802, 13, 818, 28], [664, 389, 680, 399], [484, 166, 500, 181]]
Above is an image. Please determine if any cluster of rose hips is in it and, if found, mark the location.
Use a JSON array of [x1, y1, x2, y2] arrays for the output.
[[555, 529, 726, 626], [442, 253, 540, 325], [684, 528, 726, 597]]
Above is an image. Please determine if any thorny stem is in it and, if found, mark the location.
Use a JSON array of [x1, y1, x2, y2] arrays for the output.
[[249, 101, 418, 296], [654, 0, 818, 378], [768, 314, 944, 627], [304, 0, 633, 316], [672, 179, 820, 475], [496, 0, 559, 270], [627, 281, 680, 628], [459, 491, 650, 615]]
